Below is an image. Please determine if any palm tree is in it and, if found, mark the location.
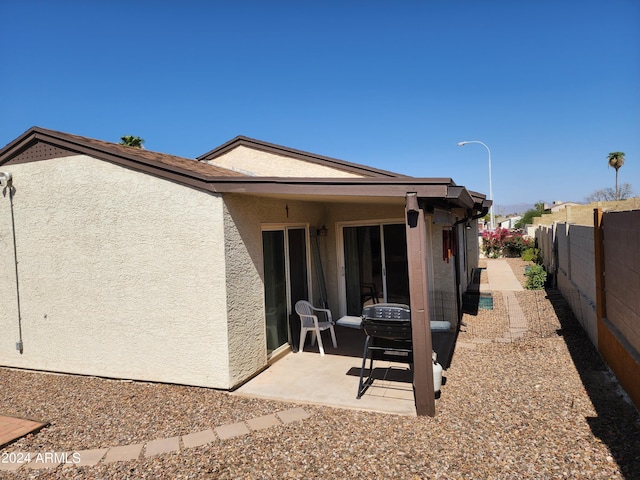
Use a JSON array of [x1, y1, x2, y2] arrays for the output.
[[607, 152, 626, 200], [119, 135, 145, 148]]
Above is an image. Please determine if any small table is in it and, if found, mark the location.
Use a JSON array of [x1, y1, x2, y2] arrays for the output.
[[335, 315, 363, 329]]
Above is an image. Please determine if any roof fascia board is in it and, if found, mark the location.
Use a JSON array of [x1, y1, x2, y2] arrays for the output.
[[445, 185, 476, 209], [197, 135, 407, 178], [204, 181, 449, 198], [0, 127, 39, 162], [200, 176, 454, 185]]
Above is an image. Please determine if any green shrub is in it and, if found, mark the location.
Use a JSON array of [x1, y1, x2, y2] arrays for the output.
[[525, 264, 547, 290], [503, 235, 533, 257], [521, 247, 541, 263]]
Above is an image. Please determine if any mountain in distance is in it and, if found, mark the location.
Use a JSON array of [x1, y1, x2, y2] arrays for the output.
[[494, 203, 534, 216]]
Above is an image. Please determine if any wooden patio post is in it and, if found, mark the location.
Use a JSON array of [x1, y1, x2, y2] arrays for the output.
[[405, 193, 436, 417]]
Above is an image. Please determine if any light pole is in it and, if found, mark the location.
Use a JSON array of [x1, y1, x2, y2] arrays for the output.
[[457, 140, 494, 231]]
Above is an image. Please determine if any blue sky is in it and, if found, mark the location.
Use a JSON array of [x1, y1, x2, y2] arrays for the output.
[[1, 1, 638, 212]]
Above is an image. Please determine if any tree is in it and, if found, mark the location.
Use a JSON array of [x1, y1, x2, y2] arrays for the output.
[[119, 135, 145, 148], [513, 201, 546, 229], [607, 151, 625, 200], [586, 183, 634, 202]]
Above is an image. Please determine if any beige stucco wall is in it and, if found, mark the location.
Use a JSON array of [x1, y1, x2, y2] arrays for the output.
[[222, 194, 327, 278], [220, 196, 460, 323], [221, 193, 327, 358], [222, 200, 269, 387], [0, 155, 234, 388], [206, 145, 364, 178], [429, 221, 458, 323]]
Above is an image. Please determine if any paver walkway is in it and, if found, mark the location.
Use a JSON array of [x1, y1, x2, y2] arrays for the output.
[[483, 260, 528, 343], [0, 407, 309, 473], [0, 415, 47, 449], [461, 259, 528, 346], [481, 258, 523, 292], [496, 291, 528, 343]]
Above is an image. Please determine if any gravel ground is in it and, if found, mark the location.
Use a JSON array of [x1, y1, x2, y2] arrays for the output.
[[1, 258, 639, 479]]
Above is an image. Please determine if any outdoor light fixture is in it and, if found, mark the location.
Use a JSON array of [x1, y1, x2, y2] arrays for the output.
[[317, 225, 328, 237], [0, 171, 12, 188], [457, 140, 494, 231]]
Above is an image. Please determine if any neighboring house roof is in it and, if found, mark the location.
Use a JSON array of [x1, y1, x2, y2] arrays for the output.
[[0, 126, 488, 212], [197, 135, 407, 178], [549, 201, 582, 212]]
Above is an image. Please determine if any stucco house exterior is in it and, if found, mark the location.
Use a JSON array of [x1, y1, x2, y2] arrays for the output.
[[0, 127, 489, 395]]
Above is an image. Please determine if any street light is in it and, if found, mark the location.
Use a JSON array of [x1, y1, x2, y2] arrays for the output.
[[457, 140, 494, 231]]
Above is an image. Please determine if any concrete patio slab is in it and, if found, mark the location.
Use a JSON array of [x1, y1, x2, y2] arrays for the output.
[[234, 349, 418, 416], [233, 260, 526, 417]]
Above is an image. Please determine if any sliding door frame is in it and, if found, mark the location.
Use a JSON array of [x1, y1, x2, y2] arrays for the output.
[[336, 218, 406, 317], [262, 223, 312, 356]]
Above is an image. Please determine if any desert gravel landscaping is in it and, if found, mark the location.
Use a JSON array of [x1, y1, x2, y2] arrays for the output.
[[1, 258, 639, 479]]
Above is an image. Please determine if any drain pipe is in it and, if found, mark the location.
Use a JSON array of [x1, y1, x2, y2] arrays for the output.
[[1, 172, 23, 354], [453, 206, 490, 230]]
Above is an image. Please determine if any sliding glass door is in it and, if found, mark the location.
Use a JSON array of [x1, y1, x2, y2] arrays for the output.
[[262, 227, 309, 354], [342, 223, 409, 316]]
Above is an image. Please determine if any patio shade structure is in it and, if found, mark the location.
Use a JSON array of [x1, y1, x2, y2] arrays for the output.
[[0, 127, 492, 417]]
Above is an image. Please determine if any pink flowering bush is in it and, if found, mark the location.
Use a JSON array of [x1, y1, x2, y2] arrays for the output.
[[482, 228, 533, 258]]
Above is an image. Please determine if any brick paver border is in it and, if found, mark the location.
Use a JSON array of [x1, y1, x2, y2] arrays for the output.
[[0, 407, 309, 474]]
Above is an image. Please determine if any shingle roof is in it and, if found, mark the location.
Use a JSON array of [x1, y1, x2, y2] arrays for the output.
[[0, 127, 245, 178], [0, 126, 489, 212]]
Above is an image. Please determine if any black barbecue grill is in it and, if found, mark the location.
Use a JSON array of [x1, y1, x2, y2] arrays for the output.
[[357, 303, 413, 399]]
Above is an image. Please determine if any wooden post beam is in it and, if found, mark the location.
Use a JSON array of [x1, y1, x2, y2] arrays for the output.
[[405, 193, 436, 417]]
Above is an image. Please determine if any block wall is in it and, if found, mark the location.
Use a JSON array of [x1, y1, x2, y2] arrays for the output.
[[601, 209, 640, 409], [603, 211, 640, 355], [535, 209, 640, 409], [552, 223, 598, 346]]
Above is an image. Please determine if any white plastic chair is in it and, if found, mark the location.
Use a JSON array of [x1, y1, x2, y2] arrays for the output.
[[295, 300, 338, 356]]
